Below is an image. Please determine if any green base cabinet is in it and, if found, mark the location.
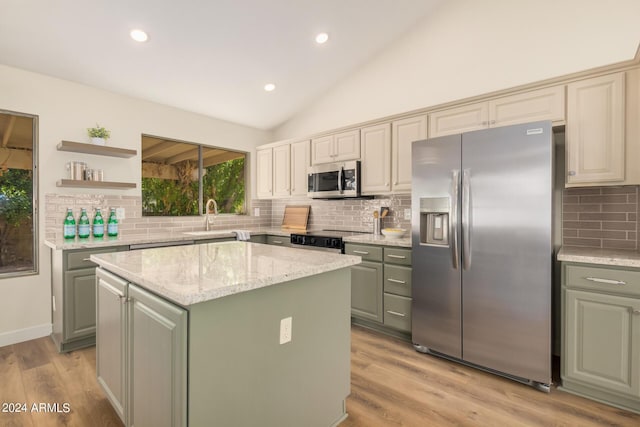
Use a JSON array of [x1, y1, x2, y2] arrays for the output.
[[97, 266, 350, 427], [51, 246, 128, 352], [561, 262, 640, 414], [350, 260, 384, 322], [96, 268, 187, 427], [346, 243, 412, 339]]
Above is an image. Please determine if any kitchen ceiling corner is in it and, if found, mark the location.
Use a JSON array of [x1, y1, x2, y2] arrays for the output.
[[0, 0, 444, 130]]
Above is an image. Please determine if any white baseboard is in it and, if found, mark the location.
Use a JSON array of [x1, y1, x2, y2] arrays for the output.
[[0, 323, 52, 347]]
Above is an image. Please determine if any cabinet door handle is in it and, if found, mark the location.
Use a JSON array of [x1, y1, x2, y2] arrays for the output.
[[386, 310, 406, 317], [118, 295, 130, 304], [481, 121, 488, 126], [272, 240, 283, 244], [633, 310, 640, 315], [353, 250, 369, 255], [387, 254, 406, 259], [387, 278, 406, 284], [568, 171, 576, 176], [82, 257, 92, 261], [585, 277, 626, 285]]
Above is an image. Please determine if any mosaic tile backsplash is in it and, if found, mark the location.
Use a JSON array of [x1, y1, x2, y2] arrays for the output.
[[45, 194, 272, 241], [46, 186, 640, 251], [562, 186, 639, 250], [45, 193, 412, 241]]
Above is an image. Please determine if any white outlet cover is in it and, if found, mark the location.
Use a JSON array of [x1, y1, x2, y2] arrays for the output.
[[279, 316, 292, 344], [404, 208, 411, 220], [116, 207, 126, 220], [254, 207, 260, 216]]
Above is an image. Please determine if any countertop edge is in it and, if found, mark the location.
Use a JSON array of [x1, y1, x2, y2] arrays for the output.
[[557, 246, 640, 269], [91, 244, 362, 306]]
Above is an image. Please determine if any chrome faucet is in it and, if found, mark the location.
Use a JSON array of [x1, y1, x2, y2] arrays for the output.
[[205, 199, 218, 231]]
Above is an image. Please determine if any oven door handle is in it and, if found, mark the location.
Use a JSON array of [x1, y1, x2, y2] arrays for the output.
[[338, 167, 343, 194]]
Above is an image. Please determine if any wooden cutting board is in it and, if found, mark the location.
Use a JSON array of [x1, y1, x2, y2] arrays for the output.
[[282, 205, 310, 230]]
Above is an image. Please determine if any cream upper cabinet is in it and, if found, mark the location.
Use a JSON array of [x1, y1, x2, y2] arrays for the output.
[[566, 72, 625, 186], [429, 86, 565, 138], [361, 123, 391, 194], [490, 86, 565, 127], [272, 144, 291, 197], [392, 115, 427, 192], [429, 102, 488, 137], [256, 148, 273, 199], [311, 135, 334, 164], [311, 129, 360, 164], [290, 140, 310, 196]]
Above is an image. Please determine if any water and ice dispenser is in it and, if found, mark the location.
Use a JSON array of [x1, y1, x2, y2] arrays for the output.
[[419, 197, 449, 247]]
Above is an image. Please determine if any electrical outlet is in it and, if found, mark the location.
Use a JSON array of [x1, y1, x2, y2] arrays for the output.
[[279, 317, 292, 344], [254, 207, 260, 217], [404, 208, 411, 220], [116, 207, 125, 220]]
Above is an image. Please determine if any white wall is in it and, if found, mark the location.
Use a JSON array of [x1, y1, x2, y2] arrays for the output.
[[275, 0, 640, 139], [0, 64, 271, 343]]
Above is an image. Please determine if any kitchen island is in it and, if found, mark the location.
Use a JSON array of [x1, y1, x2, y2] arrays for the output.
[[91, 241, 361, 427]]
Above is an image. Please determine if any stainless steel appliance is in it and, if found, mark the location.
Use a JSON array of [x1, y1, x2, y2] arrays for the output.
[[411, 121, 552, 391], [307, 161, 361, 199], [290, 230, 368, 253]]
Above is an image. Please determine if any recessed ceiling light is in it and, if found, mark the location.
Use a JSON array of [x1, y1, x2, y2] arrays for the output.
[[315, 33, 329, 44], [130, 29, 148, 43], [264, 83, 276, 92]]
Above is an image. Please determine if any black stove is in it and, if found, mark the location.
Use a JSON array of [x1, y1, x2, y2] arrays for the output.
[[290, 230, 369, 252]]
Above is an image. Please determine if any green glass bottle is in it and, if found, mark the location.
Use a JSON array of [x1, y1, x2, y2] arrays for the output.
[[107, 208, 119, 237], [63, 208, 76, 239], [78, 208, 90, 238], [93, 208, 104, 238]]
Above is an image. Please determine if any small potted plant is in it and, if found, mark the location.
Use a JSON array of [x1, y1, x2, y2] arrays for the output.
[[87, 124, 111, 146]]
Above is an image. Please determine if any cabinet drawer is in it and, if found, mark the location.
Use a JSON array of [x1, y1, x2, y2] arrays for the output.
[[66, 246, 127, 270], [565, 264, 640, 297], [383, 293, 411, 332], [266, 235, 291, 247], [345, 244, 383, 262], [384, 265, 412, 297], [384, 247, 411, 266]]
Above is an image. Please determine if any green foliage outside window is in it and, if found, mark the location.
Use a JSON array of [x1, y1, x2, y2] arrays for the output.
[[142, 158, 245, 216], [0, 169, 33, 268]]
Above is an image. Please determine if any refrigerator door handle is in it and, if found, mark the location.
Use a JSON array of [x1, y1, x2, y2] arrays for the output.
[[450, 169, 460, 270], [462, 169, 472, 270]]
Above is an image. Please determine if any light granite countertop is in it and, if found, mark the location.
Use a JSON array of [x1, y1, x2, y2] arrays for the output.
[[91, 241, 361, 306], [557, 246, 640, 268], [44, 227, 291, 250], [343, 233, 411, 248]]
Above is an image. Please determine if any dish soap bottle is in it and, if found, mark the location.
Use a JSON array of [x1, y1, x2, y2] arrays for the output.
[[78, 208, 90, 239], [63, 208, 76, 239], [107, 208, 119, 237], [93, 208, 104, 238]]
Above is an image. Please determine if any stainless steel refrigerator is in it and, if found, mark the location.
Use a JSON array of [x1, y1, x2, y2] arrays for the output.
[[411, 120, 552, 391]]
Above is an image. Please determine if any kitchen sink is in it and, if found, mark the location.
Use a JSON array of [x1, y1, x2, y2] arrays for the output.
[[183, 230, 234, 237]]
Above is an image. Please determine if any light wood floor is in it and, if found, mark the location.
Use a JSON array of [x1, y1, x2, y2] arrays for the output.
[[1, 327, 639, 426]]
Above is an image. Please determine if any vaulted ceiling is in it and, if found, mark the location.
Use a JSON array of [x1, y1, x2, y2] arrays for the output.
[[0, 0, 445, 130]]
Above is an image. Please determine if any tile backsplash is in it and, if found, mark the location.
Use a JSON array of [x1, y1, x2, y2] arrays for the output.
[[270, 194, 412, 232], [562, 186, 639, 250], [45, 194, 271, 241], [45, 193, 412, 241], [50, 187, 640, 251]]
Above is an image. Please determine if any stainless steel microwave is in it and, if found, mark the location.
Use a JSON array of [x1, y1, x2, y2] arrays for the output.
[[307, 160, 361, 199]]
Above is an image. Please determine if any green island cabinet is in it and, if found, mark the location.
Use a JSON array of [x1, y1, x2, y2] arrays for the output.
[[50, 245, 128, 352], [95, 265, 351, 427], [345, 243, 412, 339], [561, 262, 640, 413]]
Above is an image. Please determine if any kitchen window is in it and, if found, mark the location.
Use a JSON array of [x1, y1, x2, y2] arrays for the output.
[[141, 135, 246, 216], [0, 110, 38, 278]]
